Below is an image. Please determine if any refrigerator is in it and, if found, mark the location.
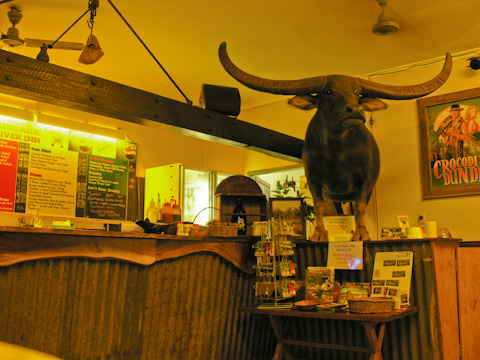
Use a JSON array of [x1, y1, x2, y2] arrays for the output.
[[144, 163, 214, 225]]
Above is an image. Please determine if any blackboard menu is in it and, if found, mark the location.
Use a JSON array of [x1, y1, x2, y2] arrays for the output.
[[0, 117, 137, 220]]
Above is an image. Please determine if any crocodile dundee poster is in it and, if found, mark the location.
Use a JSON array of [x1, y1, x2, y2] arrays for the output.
[[420, 88, 480, 198]]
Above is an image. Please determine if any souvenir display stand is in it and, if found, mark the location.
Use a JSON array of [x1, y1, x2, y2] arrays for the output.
[[253, 219, 296, 308]]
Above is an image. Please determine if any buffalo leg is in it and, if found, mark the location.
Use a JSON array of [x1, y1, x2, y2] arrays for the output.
[[310, 187, 328, 242], [352, 199, 370, 241]]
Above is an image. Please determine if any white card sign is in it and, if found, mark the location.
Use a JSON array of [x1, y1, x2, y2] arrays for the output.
[[327, 241, 364, 270], [323, 215, 355, 232], [370, 251, 413, 307]]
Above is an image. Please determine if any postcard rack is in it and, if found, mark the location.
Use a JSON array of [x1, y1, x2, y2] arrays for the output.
[[252, 219, 296, 308]]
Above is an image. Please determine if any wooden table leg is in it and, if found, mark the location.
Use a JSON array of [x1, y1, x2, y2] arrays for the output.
[[362, 322, 386, 360], [268, 315, 294, 360]]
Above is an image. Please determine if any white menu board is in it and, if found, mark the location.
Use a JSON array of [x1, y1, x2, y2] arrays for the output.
[[370, 251, 413, 307]]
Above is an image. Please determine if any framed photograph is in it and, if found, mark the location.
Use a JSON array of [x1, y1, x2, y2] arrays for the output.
[[417, 87, 480, 199], [270, 198, 305, 237]]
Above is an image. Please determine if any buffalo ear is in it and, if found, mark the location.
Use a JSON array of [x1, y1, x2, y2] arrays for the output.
[[288, 95, 317, 110], [360, 97, 388, 112]]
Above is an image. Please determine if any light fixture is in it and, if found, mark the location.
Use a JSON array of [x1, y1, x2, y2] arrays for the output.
[[372, 0, 400, 36], [33, 0, 103, 65], [35, 6, 91, 62], [468, 57, 480, 70], [0, 7, 24, 48], [36, 45, 49, 62], [78, 0, 104, 65]]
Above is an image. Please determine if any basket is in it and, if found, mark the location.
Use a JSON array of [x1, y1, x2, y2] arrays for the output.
[[347, 297, 394, 314]]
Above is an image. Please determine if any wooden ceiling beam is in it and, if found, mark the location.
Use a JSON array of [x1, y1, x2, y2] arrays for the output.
[[0, 50, 303, 163]]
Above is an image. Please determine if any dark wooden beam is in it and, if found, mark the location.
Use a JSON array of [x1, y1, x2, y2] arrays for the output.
[[0, 49, 303, 163]]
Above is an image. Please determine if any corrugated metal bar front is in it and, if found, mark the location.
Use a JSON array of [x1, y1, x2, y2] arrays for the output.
[[140, 251, 274, 360], [0, 252, 275, 360], [0, 240, 449, 360]]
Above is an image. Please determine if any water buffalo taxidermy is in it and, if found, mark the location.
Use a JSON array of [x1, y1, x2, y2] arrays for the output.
[[219, 42, 452, 241]]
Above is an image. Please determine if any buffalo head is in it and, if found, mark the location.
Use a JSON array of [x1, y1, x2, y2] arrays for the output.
[[218, 42, 452, 241]]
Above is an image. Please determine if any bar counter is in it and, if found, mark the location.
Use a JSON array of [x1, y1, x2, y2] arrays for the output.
[[0, 226, 255, 273], [0, 226, 462, 360]]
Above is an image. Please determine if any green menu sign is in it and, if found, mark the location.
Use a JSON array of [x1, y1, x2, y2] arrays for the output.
[[86, 155, 129, 220]]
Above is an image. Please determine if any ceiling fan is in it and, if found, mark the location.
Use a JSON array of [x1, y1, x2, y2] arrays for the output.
[[0, 6, 84, 51], [372, 0, 400, 36]]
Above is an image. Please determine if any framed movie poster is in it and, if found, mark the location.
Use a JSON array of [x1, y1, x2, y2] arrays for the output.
[[417, 87, 480, 199]]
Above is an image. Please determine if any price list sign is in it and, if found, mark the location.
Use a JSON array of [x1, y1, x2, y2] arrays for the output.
[[86, 155, 129, 220], [0, 116, 137, 221], [0, 139, 19, 212], [15, 142, 30, 213], [26, 146, 78, 217]]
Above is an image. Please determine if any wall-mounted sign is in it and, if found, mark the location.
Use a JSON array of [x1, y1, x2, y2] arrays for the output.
[[0, 116, 137, 220]]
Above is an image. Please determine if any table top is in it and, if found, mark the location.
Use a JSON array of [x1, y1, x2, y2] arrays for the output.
[[239, 306, 418, 323]]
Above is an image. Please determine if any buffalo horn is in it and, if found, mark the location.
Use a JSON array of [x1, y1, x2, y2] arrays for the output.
[[218, 42, 326, 95], [219, 42, 452, 99], [358, 53, 452, 100]]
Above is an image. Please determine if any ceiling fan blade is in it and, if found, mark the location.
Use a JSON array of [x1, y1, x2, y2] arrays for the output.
[[0, 0, 14, 5], [25, 38, 84, 51]]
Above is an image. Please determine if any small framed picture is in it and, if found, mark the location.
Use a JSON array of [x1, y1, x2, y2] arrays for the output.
[[398, 216, 410, 228], [270, 198, 305, 237]]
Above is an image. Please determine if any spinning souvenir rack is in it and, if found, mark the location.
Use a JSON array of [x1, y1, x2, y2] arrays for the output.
[[253, 219, 296, 308]]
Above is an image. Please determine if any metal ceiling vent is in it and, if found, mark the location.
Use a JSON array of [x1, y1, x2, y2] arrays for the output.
[[372, 0, 400, 35]]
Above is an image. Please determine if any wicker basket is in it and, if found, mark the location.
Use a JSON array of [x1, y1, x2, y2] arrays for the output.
[[347, 298, 394, 314]]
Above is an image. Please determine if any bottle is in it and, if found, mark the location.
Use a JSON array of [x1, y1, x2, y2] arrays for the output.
[[232, 198, 247, 235], [160, 201, 174, 223], [171, 197, 181, 222], [418, 213, 426, 238], [156, 193, 162, 221], [147, 199, 158, 222]]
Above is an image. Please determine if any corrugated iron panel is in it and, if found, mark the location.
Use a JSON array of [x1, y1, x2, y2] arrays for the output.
[[0, 252, 273, 360], [140, 252, 273, 360], [0, 240, 447, 360]]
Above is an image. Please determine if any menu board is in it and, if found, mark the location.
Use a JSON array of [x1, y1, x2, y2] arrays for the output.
[[85, 155, 129, 219], [0, 116, 137, 220], [370, 251, 413, 306]]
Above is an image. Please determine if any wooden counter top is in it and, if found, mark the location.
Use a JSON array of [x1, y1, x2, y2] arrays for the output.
[[0, 226, 256, 273], [0, 226, 462, 274]]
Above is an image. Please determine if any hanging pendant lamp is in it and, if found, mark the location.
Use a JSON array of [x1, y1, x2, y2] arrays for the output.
[[78, 0, 104, 64]]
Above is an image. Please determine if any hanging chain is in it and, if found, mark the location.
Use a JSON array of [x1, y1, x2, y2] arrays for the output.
[[87, 0, 100, 33]]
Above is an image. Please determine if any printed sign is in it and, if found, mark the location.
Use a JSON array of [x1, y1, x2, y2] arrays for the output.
[[0, 116, 137, 220], [86, 155, 128, 219], [327, 241, 363, 270], [370, 251, 413, 307]]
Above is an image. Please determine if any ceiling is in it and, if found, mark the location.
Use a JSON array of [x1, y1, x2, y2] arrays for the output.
[[0, 0, 480, 111]]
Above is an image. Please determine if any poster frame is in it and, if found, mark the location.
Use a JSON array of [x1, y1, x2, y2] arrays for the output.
[[417, 87, 480, 199]]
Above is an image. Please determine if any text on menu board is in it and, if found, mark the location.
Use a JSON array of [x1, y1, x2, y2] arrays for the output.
[[0, 116, 137, 220]]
